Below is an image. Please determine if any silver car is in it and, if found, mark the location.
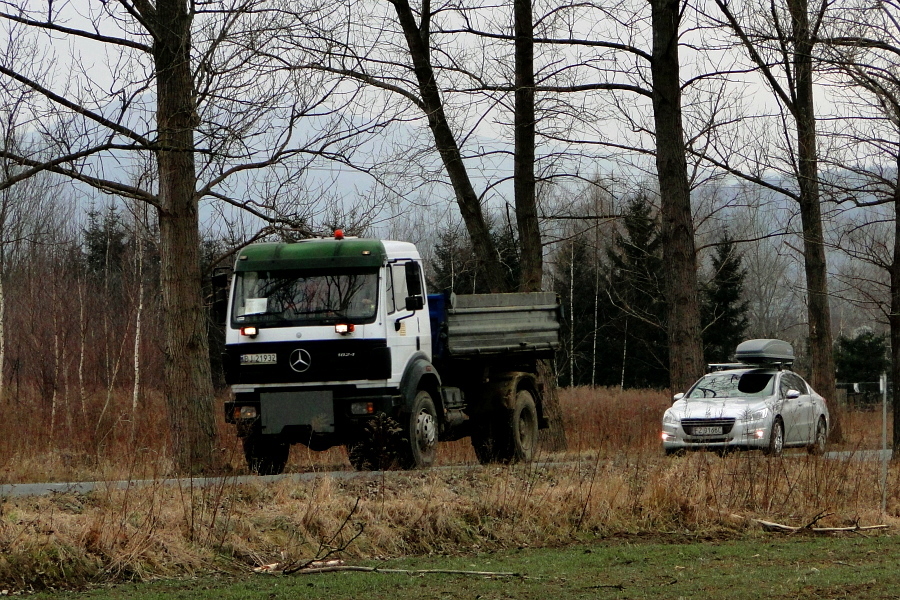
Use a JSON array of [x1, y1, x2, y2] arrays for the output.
[[661, 366, 829, 456]]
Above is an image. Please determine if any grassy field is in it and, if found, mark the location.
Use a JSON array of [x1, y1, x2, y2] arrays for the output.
[[0, 387, 897, 594], [30, 534, 900, 599]]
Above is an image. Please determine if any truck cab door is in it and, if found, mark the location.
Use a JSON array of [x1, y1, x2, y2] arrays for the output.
[[385, 260, 430, 383]]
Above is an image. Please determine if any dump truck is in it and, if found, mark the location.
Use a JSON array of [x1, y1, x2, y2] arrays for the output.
[[219, 233, 560, 474]]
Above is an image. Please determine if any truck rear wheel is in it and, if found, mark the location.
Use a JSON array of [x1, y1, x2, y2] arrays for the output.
[[243, 434, 290, 475], [400, 390, 438, 469], [471, 389, 538, 464], [471, 423, 500, 464], [509, 389, 538, 462]]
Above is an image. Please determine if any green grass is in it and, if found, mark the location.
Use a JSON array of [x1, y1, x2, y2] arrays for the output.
[[36, 533, 899, 599]]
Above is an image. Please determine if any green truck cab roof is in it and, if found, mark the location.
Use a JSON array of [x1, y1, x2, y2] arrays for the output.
[[234, 239, 387, 272]]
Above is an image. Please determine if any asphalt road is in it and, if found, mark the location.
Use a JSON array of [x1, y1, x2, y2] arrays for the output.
[[0, 449, 893, 498], [0, 468, 386, 498]]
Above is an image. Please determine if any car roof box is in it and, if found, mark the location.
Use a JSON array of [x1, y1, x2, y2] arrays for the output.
[[734, 339, 794, 364]]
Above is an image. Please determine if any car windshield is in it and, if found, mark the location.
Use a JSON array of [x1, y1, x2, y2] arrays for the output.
[[685, 372, 775, 399], [232, 269, 378, 327]]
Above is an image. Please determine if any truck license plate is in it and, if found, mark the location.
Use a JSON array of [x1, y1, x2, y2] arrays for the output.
[[241, 353, 277, 365], [693, 426, 723, 435]]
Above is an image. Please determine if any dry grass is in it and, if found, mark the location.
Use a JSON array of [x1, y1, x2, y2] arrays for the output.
[[0, 386, 897, 592]]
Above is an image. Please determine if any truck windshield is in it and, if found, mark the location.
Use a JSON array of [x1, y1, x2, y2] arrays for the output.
[[685, 372, 775, 399], [232, 269, 378, 326]]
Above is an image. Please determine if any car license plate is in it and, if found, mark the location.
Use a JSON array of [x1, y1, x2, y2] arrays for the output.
[[241, 353, 277, 365], [693, 426, 723, 435]]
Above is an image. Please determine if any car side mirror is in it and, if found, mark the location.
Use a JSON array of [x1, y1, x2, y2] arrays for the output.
[[405, 295, 425, 311], [673, 392, 684, 403], [786, 389, 800, 399]]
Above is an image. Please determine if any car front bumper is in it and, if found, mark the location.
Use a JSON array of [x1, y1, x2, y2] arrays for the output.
[[661, 419, 772, 452]]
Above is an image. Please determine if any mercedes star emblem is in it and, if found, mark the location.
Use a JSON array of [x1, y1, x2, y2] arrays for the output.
[[289, 348, 311, 372]]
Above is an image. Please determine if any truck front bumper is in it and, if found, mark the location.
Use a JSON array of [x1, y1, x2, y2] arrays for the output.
[[225, 386, 402, 447]]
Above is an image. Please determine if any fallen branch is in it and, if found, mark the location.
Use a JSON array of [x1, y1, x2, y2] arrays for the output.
[[752, 519, 889, 534], [292, 565, 521, 577], [279, 498, 365, 575], [725, 512, 889, 534], [256, 558, 520, 577]]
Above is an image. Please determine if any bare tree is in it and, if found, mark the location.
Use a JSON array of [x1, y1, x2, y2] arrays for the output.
[[815, 0, 900, 454], [0, 1, 387, 470], [648, 0, 705, 392], [708, 0, 839, 433]]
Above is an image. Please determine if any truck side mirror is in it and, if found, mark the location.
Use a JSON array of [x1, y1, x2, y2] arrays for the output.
[[405, 295, 425, 311]]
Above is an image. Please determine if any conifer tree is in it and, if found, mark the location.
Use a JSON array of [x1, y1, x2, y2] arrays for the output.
[[605, 194, 669, 388], [701, 233, 749, 364], [834, 330, 889, 388], [83, 207, 128, 282], [553, 234, 599, 387], [428, 217, 520, 295]]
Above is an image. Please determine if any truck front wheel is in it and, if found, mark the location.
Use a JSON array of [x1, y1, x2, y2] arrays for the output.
[[243, 434, 290, 475], [401, 390, 438, 469]]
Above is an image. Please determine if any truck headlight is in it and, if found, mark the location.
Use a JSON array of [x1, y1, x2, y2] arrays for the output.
[[233, 405, 257, 420]]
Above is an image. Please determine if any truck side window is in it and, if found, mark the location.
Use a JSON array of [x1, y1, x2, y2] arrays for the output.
[[389, 263, 409, 315], [385, 268, 396, 315], [405, 261, 423, 297]]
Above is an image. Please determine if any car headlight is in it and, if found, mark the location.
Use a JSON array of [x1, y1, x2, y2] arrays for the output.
[[742, 407, 769, 422], [663, 411, 679, 425]]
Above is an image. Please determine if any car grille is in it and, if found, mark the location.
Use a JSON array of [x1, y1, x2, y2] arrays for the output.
[[681, 418, 736, 435]]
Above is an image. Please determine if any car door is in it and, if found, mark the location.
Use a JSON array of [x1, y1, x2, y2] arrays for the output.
[[778, 373, 802, 443], [788, 373, 815, 443]]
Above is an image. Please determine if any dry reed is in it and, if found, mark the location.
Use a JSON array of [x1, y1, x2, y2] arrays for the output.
[[0, 386, 897, 592]]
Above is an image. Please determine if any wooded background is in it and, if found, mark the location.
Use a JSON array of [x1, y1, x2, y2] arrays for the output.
[[1, 0, 899, 468]]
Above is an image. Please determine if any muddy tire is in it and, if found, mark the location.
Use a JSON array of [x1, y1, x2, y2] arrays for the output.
[[471, 389, 538, 464], [346, 414, 404, 471], [508, 389, 538, 462], [243, 434, 290, 475], [399, 390, 438, 469], [471, 421, 501, 464]]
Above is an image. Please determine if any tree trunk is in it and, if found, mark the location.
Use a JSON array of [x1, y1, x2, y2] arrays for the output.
[[513, 0, 542, 293], [787, 0, 840, 440], [390, 0, 509, 292], [0, 271, 4, 407], [649, 0, 704, 393], [154, 0, 217, 472], [891, 156, 900, 460], [132, 221, 144, 442]]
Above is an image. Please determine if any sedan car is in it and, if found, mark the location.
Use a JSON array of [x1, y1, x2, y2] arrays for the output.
[[661, 366, 829, 456]]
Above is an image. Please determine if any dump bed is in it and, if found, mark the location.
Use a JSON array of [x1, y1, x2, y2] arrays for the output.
[[428, 292, 560, 359]]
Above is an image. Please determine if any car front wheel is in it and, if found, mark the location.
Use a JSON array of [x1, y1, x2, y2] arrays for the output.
[[764, 418, 784, 457]]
